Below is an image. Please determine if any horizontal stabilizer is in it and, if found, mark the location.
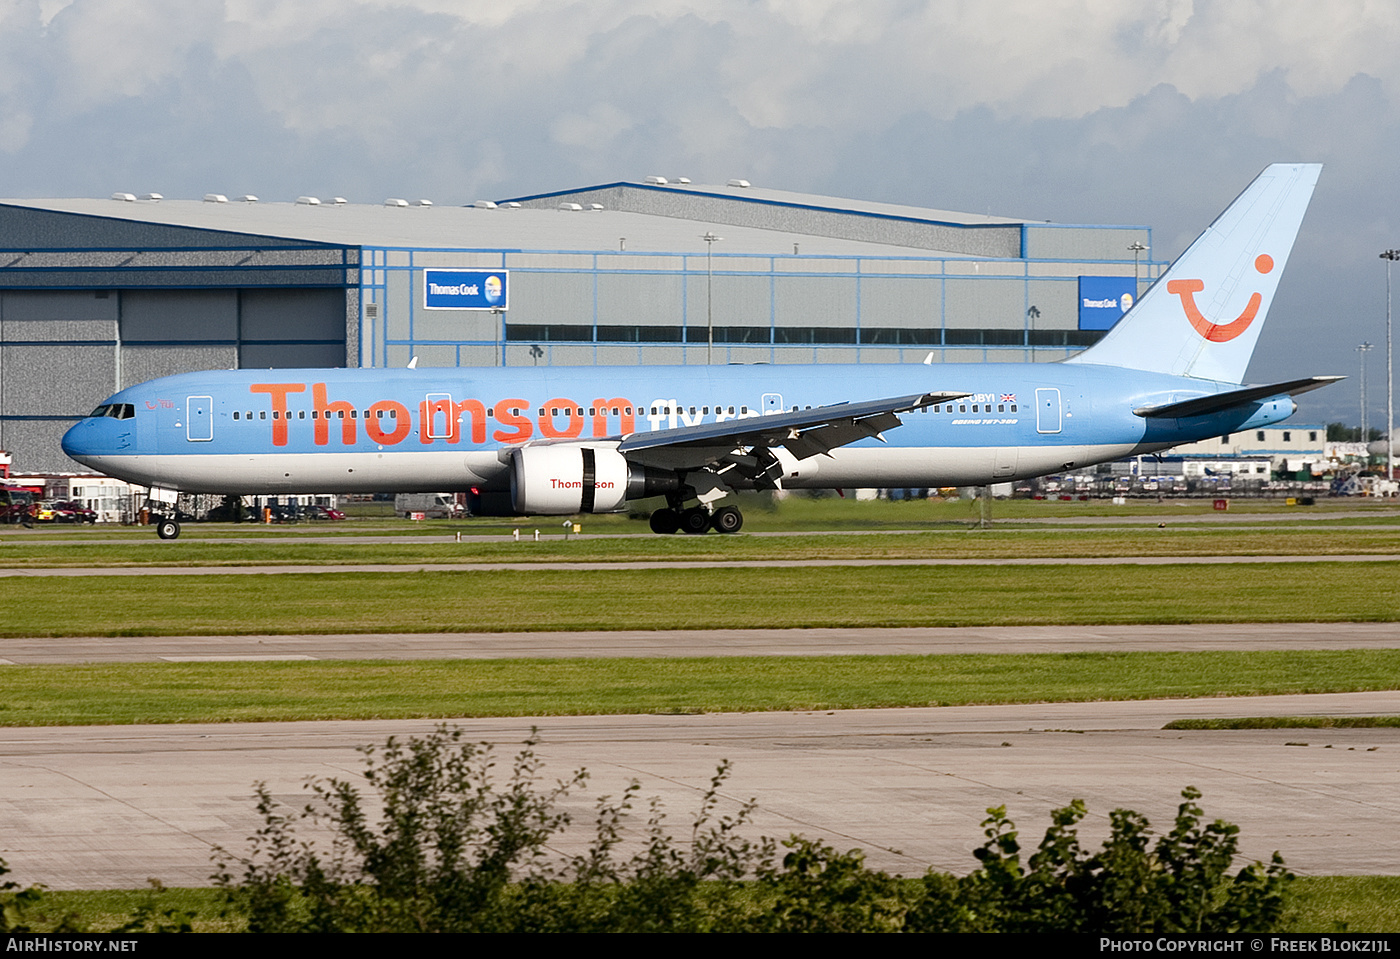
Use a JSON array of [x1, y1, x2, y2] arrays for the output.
[[1133, 375, 1344, 419]]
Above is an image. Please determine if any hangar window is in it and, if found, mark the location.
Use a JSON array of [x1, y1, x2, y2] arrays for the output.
[[1221, 434, 1230, 443], [1256, 431, 1265, 441], [1309, 431, 1318, 442], [1282, 431, 1291, 442]]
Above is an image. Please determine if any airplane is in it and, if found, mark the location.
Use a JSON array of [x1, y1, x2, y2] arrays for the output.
[[62, 163, 1339, 539]]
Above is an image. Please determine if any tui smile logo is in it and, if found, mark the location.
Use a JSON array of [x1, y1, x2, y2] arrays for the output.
[[1167, 254, 1274, 343]]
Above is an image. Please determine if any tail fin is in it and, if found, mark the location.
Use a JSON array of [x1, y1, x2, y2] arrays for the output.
[[1065, 163, 1321, 383]]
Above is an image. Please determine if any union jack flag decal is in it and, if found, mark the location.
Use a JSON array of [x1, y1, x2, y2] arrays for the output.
[[1001, 393, 1016, 403]]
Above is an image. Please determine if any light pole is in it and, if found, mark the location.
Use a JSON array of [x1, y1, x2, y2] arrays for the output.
[[1128, 241, 1148, 294], [1358, 342, 1374, 455], [1382, 250, 1399, 479], [702, 232, 721, 364]]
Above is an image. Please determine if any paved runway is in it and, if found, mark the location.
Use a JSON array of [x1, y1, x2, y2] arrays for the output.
[[3, 622, 1399, 664], [2, 692, 1397, 888]]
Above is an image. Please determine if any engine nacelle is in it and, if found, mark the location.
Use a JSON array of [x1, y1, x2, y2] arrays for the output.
[[510, 446, 677, 514]]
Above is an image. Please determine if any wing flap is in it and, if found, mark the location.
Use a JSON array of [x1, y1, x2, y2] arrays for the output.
[[616, 391, 966, 454]]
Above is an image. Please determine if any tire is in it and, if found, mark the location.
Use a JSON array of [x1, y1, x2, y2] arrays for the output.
[[710, 506, 743, 534], [680, 507, 711, 534], [156, 519, 181, 540], [648, 509, 680, 535]]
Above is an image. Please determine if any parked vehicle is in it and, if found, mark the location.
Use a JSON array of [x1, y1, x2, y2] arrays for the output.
[[394, 493, 462, 519], [0, 486, 35, 525], [50, 500, 98, 523], [303, 505, 347, 521]]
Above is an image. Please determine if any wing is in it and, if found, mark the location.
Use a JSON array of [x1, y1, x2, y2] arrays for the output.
[[610, 390, 967, 490]]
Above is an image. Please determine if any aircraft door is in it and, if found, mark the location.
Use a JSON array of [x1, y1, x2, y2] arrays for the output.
[[424, 393, 453, 439], [186, 395, 213, 442], [762, 392, 784, 414], [1035, 388, 1062, 434]]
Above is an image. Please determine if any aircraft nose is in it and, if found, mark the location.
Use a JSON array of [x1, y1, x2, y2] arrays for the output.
[[61, 418, 105, 466], [62, 420, 90, 461]]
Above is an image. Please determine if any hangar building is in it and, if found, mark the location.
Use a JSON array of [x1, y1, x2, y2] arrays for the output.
[[0, 178, 1156, 471]]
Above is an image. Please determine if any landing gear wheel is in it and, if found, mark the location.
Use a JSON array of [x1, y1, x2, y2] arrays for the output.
[[156, 519, 181, 540], [649, 509, 680, 535], [680, 507, 712, 534], [710, 506, 743, 534]]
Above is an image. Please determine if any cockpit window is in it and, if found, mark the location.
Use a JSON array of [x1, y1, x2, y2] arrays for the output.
[[88, 404, 134, 420]]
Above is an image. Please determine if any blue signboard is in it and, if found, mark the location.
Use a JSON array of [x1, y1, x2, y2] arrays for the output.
[[424, 270, 509, 310], [1078, 276, 1135, 331]]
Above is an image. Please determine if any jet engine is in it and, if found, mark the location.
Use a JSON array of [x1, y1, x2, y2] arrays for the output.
[[509, 446, 678, 514]]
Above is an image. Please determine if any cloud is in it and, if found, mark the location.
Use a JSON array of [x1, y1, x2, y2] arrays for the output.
[[2, 0, 1399, 423]]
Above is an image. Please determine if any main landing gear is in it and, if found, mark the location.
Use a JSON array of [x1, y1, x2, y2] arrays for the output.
[[156, 519, 181, 540], [648, 504, 743, 535]]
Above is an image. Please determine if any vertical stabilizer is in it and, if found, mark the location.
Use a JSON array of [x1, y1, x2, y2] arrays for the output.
[[1065, 163, 1321, 383]]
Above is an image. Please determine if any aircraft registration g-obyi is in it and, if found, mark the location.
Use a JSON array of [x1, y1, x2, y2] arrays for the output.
[[64, 163, 1339, 539]]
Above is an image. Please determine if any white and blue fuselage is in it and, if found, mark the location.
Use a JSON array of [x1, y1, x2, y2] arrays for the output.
[[59, 164, 1335, 533], [62, 361, 1294, 494]]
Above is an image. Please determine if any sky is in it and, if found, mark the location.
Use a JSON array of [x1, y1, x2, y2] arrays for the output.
[[3, 0, 1399, 426]]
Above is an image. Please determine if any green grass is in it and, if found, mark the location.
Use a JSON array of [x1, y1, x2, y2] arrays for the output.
[[2, 650, 1399, 726], [3, 561, 1400, 637], [17, 877, 1400, 931], [1164, 716, 1400, 729], [1284, 877, 1400, 932], [6, 499, 1400, 569]]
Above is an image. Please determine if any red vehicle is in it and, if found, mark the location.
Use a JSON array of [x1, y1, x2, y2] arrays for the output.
[[0, 486, 35, 525], [50, 500, 98, 524], [303, 505, 347, 521]]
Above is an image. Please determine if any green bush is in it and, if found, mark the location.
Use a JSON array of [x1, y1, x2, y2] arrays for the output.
[[210, 726, 1292, 933], [1, 857, 43, 932], [906, 789, 1293, 933]]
